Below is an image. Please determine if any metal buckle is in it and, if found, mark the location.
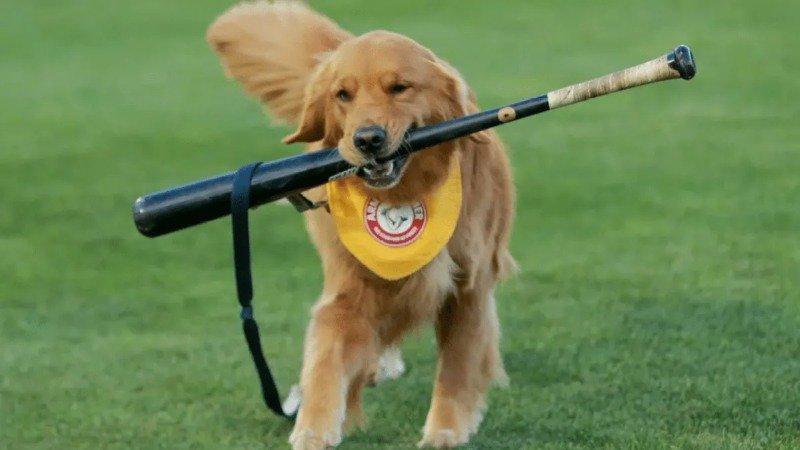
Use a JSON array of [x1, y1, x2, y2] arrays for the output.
[[286, 193, 327, 213]]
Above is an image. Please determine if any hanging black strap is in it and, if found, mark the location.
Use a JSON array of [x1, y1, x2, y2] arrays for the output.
[[231, 162, 296, 420]]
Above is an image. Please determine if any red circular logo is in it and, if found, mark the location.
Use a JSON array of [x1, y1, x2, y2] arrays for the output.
[[364, 198, 426, 247]]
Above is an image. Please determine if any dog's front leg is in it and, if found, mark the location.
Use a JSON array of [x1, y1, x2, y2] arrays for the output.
[[289, 297, 376, 450], [419, 287, 506, 448]]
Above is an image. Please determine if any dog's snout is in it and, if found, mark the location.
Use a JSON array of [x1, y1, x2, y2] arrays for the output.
[[353, 125, 387, 155]]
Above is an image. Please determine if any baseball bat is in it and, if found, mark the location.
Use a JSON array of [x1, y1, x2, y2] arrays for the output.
[[134, 45, 696, 238]]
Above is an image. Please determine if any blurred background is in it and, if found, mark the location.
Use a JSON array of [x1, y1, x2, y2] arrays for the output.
[[2, 1, 798, 448]]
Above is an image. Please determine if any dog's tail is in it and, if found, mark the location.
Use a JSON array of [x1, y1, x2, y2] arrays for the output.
[[207, 1, 352, 124]]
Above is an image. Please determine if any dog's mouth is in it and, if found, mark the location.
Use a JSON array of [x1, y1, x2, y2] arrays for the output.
[[358, 155, 410, 189], [356, 124, 417, 189]]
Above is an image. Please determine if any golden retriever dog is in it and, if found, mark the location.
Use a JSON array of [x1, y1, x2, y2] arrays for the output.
[[207, 1, 515, 448]]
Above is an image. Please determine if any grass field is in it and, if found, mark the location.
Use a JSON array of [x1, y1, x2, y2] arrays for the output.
[[2, 1, 799, 448]]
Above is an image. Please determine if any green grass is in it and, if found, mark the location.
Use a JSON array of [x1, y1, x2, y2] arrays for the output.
[[2, 0, 799, 448]]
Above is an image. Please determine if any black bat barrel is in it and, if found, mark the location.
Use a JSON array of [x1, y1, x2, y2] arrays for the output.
[[133, 148, 349, 237], [133, 95, 550, 237]]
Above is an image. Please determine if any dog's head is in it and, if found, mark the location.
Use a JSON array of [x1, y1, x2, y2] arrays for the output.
[[284, 31, 481, 190]]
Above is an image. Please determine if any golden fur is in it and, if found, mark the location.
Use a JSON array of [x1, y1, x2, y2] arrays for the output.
[[207, 2, 516, 448]]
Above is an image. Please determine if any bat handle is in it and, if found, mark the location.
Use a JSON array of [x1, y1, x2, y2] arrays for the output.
[[547, 44, 696, 109]]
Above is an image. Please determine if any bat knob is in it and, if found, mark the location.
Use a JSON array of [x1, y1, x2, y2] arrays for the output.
[[668, 45, 696, 80]]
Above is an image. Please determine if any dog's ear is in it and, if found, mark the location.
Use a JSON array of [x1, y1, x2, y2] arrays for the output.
[[432, 59, 490, 144], [207, 1, 352, 125], [283, 60, 334, 144]]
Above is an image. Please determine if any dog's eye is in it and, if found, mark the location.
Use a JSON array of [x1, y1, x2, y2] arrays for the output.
[[389, 84, 409, 95], [336, 89, 351, 102]]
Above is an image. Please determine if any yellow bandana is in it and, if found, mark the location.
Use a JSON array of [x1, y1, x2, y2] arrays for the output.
[[327, 158, 462, 280]]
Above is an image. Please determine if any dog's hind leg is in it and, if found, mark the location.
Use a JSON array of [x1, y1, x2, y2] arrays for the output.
[[418, 285, 505, 448], [343, 372, 368, 433], [373, 345, 406, 384], [290, 296, 377, 450]]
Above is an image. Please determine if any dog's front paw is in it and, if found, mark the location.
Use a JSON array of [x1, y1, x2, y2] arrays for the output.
[[418, 396, 483, 448], [417, 428, 467, 448], [289, 426, 342, 450]]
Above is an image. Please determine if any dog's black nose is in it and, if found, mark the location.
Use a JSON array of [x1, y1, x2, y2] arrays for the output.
[[353, 126, 387, 155]]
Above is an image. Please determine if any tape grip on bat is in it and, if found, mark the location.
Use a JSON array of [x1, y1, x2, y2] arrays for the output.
[[668, 45, 696, 80]]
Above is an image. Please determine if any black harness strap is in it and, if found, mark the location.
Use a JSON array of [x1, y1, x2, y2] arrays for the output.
[[231, 162, 296, 420]]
